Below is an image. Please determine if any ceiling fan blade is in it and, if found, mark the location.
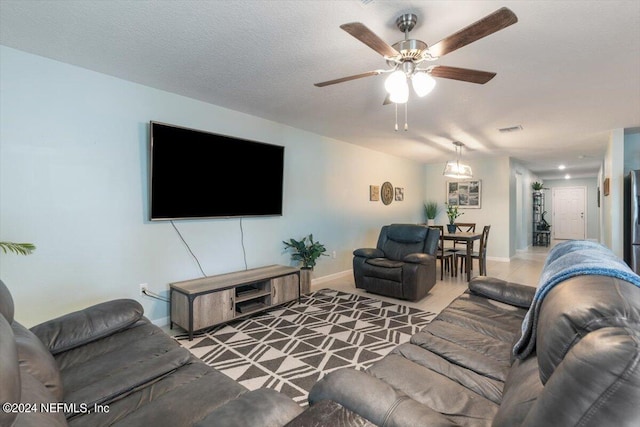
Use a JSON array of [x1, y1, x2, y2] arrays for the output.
[[429, 66, 496, 84], [427, 7, 517, 58], [340, 22, 400, 58], [314, 70, 381, 87]]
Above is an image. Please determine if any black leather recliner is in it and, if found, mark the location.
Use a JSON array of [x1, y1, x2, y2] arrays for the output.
[[353, 224, 439, 302]]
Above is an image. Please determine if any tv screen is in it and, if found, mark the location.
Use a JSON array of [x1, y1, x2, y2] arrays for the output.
[[149, 121, 284, 220]]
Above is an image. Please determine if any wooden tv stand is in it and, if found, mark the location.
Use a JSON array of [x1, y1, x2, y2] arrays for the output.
[[170, 265, 300, 340]]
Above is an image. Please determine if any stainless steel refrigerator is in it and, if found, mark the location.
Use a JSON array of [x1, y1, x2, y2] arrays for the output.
[[626, 170, 640, 274]]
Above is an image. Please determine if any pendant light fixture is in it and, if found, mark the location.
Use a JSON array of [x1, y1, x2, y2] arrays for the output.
[[443, 141, 473, 179]]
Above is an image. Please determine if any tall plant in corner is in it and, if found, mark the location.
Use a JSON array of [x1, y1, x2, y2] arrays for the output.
[[283, 234, 328, 295], [0, 242, 36, 256], [283, 234, 328, 269]]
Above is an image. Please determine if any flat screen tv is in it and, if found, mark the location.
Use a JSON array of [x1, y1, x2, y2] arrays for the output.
[[149, 121, 284, 220]]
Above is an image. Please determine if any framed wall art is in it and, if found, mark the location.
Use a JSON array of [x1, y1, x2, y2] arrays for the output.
[[369, 185, 380, 201], [446, 180, 482, 209], [381, 181, 394, 205], [395, 187, 404, 201]]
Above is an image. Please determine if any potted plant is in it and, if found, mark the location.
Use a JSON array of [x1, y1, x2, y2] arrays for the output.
[[283, 234, 328, 294], [445, 204, 463, 233], [424, 201, 439, 226], [531, 181, 544, 192], [0, 242, 36, 255]]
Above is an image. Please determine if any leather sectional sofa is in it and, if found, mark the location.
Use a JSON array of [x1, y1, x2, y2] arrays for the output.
[[310, 244, 640, 426], [0, 279, 303, 427]]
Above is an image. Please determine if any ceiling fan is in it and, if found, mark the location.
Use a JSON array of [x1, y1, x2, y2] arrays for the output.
[[314, 7, 518, 105]]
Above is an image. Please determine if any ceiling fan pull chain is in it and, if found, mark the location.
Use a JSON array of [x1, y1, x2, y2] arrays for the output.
[[404, 102, 408, 131], [394, 103, 399, 131]]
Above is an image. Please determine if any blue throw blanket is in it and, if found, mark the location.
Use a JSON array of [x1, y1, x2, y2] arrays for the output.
[[513, 240, 640, 359]]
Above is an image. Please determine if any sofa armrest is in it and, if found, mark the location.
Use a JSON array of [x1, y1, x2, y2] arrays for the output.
[[30, 299, 144, 355], [353, 248, 384, 258], [469, 277, 535, 308], [403, 253, 435, 265], [309, 369, 458, 427]]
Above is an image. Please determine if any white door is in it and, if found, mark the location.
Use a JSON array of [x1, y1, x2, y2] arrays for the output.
[[552, 187, 586, 240]]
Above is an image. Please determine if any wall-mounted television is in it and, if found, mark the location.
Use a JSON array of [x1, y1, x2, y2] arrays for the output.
[[149, 121, 284, 220]]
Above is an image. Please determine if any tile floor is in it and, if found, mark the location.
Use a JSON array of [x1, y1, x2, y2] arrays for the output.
[[314, 242, 555, 316]]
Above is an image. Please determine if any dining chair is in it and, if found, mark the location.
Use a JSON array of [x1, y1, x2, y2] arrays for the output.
[[432, 226, 455, 279], [457, 225, 491, 276]]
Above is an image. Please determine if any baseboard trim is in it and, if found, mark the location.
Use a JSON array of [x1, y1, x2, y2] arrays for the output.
[[311, 269, 352, 286]]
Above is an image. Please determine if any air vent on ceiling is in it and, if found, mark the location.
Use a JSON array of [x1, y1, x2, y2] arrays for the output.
[[360, 0, 375, 5], [498, 125, 523, 133]]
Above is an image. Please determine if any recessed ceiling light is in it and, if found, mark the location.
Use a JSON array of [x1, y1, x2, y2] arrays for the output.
[[558, 164, 566, 170], [565, 174, 571, 179]]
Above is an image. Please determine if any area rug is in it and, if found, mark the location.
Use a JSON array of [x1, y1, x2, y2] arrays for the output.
[[175, 288, 436, 406]]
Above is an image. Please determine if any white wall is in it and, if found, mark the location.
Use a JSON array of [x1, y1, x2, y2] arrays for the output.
[[602, 128, 625, 257], [510, 160, 540, 251], [423, 156, 512, 260], [0, 47, 426, 326]]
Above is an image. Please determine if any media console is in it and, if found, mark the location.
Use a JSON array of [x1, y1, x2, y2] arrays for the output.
[[170, 265, 300, 340]]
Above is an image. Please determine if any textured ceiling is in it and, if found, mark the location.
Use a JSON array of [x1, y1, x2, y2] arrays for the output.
[[1, 0, 639, 179]]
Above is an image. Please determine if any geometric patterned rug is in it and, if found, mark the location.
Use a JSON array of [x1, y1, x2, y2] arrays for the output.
[[175, 288, 436, 406]]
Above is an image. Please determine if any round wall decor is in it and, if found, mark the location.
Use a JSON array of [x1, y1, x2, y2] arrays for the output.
[[381, 181, 394, 205]]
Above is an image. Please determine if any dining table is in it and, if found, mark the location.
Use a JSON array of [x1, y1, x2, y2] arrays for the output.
[[442, 231, 483, 282]]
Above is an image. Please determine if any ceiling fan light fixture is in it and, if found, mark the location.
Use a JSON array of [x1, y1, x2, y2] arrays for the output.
[[412, 72, 436, 97], [384, 70, 406, 94], [389, 81, 409, 103]]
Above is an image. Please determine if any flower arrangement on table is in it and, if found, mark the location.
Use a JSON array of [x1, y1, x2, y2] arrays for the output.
[[445, 204, 464, 225]]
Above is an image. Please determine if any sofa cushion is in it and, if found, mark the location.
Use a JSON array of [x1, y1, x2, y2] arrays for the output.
[[362, 260, 402, 282], [57, 322, 189, 417], [13, 321, 64, 401], [65, 347, 192, 417], [492, 356, 542, 427], [365, 258, 404, 269], [69, 360, 248, 427], [536, 275, 640, 383], [366, 354, 499, 426], [378, 224, 430, 261], [14, 371, 68, 427], [392, 342, 504, 404], [469, 276, 535, 308], [309, 368, 460, 427], [31, 299, 144, 355], [195, 388, 304, 427], [521, 327, 640, 427], [386, 224, 428, 243]]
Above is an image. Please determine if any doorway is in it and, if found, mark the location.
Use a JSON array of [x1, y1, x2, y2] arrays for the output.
[[552, 186, 587, 240]]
